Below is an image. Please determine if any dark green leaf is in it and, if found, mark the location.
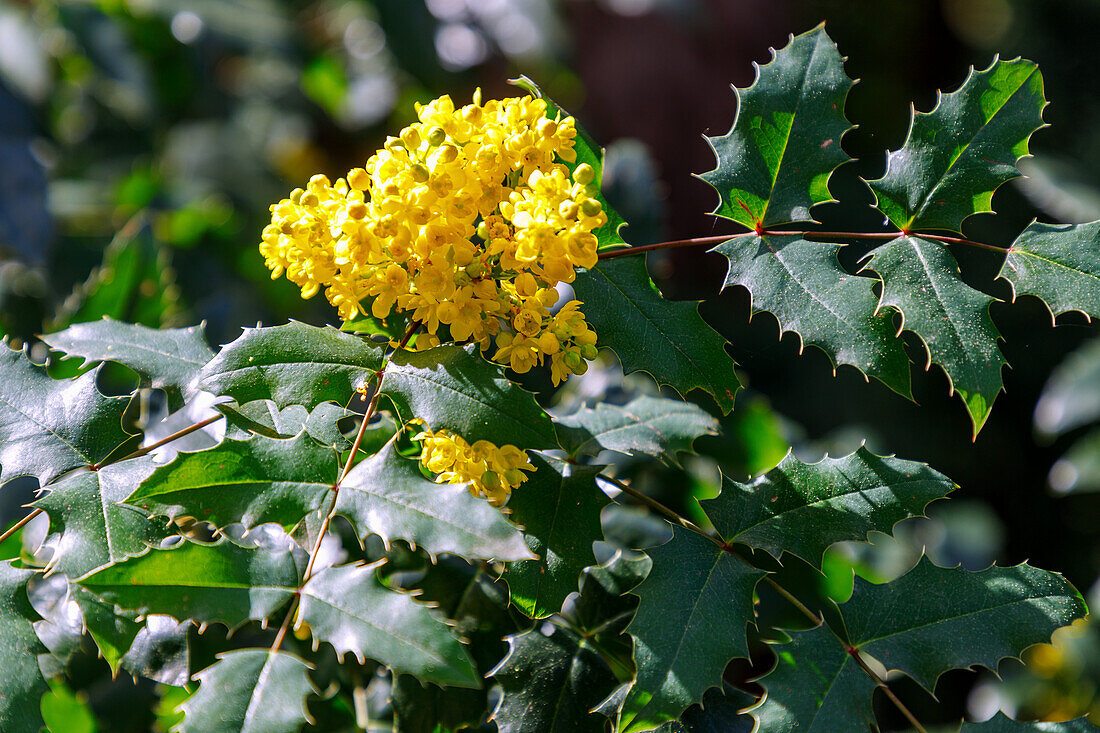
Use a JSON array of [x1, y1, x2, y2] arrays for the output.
[[79, 538, 302, 628], [573, 257, 740, 414], [339, 439, 532, 561], [710, 235, 910, 397], [219, 399, 362, 450], [867, 58, 1045, 232], [297, 562, 480, 688], [503, 457, 606, 618], [42, 319, 213, 411], [491, 624, 618, 733], [656, 684, 756, 733], [701, 446, 955, 566], [619, 529, 766, 732], [0, 562, 48, 733], [555, 395, 720, 465], [0, 347, 129, 486], [960, 713, 1097, 731], [391, 674, 486, 733], [701, 24, 854, 228], [1000, 220, 1100, 321], [863, 235, 1004, 435], [180, 649, 317, 733]]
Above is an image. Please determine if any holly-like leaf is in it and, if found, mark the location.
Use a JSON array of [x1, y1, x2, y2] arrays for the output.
[[78, 538, 302, 629], [297, 562, 480, 688], [0, 347, 130, 486], [960, 713, 1097, 731], [619, 529, 766, 732], [701, 24, 854, 228], [491, 623, 618, 733], [503, 457, 606, 618], [555, 395, 720, 465], [867, 57, 1045, 232], [180, 649, 317, 733], [338, 439, 533, 561], [391, 674, 487, 733], [42, 319, 213, 410], [574, 257, 740, 414], [221, 400, 362, 450], [0, 562, 48, 733], [710, 235, 911, 396], [124, 434, 339, 531], [863, 235, 1004, 435], [656, 684, 756, 733], [1000, 220, 1100, 321], [701, 446, 955, 566]]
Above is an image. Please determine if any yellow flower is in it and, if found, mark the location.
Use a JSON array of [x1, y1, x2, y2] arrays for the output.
[[416, 425, 534, 506]]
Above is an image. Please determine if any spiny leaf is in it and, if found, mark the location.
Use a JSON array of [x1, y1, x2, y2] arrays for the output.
[[79, 538, 302, 629], [710, 235, 911, 397], [391, 674, 487, 733], [0, 562, 48, 733], [0, 346, 130, 486], [124, 433, 339, 531], [701, 24, 854, 228], [42, 319, 213, 411], [338, 438, 533, 561], [555, 395, 720, 465], [619, 529, 766, 732], [221, 400, 365, 451], [491, 624, 618, 733], [297, 562, 480, 688], [655, 684, 755, 733], [701, 446, 955, 566], [34, 460, 170, 578], [179, 649, 317, 733], [960, 713, 1097, 731], [868, 57, 1045, 232], [863, 235, 1004, 435], [573, 257, 740, 414], [503, 457, 606, 618], [1000, 220, 1100, 321]]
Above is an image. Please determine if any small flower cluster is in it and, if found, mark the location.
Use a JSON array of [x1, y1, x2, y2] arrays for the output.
[[415, 425, 533, 506], [260, 90, 605, 384]]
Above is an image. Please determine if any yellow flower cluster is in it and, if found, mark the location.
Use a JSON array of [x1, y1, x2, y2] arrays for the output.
[[416, 425, 533, 506], [260, 90, 605, 384]]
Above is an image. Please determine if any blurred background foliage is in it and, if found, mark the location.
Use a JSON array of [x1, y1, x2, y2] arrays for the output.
[[2, 0, 1100, 729]]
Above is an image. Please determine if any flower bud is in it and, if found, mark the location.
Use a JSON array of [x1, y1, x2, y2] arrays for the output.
[[426, 126, 446, 146], [573, 164, 596, 185], [580, 197, 603, 217]]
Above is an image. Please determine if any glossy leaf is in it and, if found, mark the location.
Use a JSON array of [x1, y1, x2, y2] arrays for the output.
[[180, 649, 316, 733], [1000, 220, 1100, 321], [503, 457, 606, 618], [702, 446, 955, 566], [0, 562, 48, 733], [868, 57, 1045, 232], [864, 235, 1004, 435], [701, 24, 854, 228], [960, 713, 1097, 732], [297, 562, 480, 688], [221, 400, 362, 450], [656, 684, 755, 733], [711, 235, 910, 396]]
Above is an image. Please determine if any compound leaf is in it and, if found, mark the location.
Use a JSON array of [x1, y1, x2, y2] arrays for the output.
[[0, 562, 48, 733], [180, 649, 316, 733], [711, 235, 911, 396], [0, 347, 130, 487], [863, 235, 1004, 435], [1000, 220, 1100, 321], [701, 24, 854, 228], [297, 562, 479, 688], [868, 57, 1045, 232], [702, 447, 955, 566], [503, 457, 606, 618]]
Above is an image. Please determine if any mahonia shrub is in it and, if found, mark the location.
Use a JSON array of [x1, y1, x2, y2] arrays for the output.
[[2, 24, 1099, 733]]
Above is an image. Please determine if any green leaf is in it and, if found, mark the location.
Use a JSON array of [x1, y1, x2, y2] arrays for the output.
[[701, 24, 854, 228], [0, 347, 130, 487], [34, 460, 170, 578], [124, 434, 339, 531], [297, 562, 480, 688], [655, 684, 755, 733], [0, 562, 48, 733], [220, 400, 363, 451], [863, 235, 1004, 435], [555, 395, 720, 465], [179, 649, 317, 733], [78, 538, 302, 629], [867, 57, 1045, 232], [42, 319, 213, 411], [751, 624, 876, 732], [338, 438, 533, 561], [1047, 427, 1100, 494], [41, 679, 97, 733], [619, 529, 766, 732], [391, 674, 487, 733], [710, 235, 911, 397], [960, 713, 1097, 731], [573, 257, 740, 414], [701, 446, 955, 566], [1000, 220, 1100, 321], [491, 624, 618, 733], [503, 457, 607, 618]]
